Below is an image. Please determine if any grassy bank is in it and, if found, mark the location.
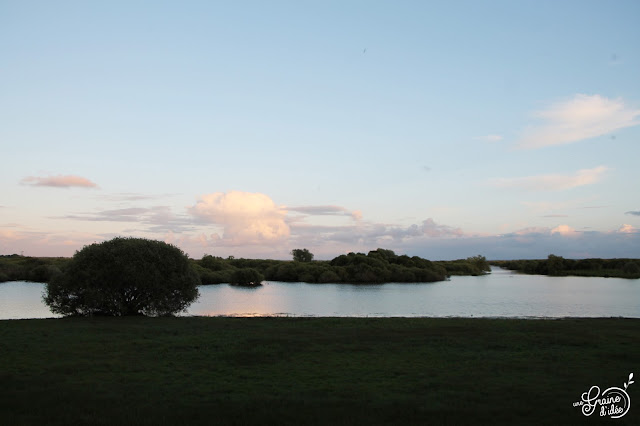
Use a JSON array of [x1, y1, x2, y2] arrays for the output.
[[1, 317, 638, 425]]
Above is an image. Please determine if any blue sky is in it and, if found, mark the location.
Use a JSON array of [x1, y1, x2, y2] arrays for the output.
[[1, 0, 639, 259]]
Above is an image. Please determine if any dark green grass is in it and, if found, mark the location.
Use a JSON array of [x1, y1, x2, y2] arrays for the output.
[[1, 317, 638, 425]]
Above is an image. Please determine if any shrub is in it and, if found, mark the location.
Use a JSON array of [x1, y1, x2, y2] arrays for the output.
[[623, 261, 640, 275], [28, 264, 62, 283], [230, 268, 264, 286], [44, 237, 200, 316]]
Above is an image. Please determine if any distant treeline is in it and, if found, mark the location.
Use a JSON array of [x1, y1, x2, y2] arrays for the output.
[[1, 249, 491, 284], [0, 255, 69, 283], [491, 255, 640, 279]]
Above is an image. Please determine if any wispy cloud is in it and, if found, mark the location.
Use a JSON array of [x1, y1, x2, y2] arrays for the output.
[[98, 193, 174, 202], [490, 166, 607, 191], [625, 211, 640, 216], [0, 226, 104, 257], [59, 206, 194, 233], [288, 218, 465, 250], [288, 205, 362, 221], [522, 197, 598, 213], [516, 94, 640, 149], [64, 207, 151, 222], [21, 174, 98, 189]]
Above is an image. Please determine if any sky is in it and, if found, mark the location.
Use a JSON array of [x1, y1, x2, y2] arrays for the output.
[[1, 0, 639, 260]]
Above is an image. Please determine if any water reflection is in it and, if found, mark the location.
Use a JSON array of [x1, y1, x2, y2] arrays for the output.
[[1, 267, 639, 319]]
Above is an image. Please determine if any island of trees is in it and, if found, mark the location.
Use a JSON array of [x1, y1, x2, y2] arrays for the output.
[[491, 254, 640, 279]]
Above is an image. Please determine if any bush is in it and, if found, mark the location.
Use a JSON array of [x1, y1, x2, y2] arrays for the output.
[[28, 264, 62, 283], [623, 261, 640, 274], [230, 268, 264, 286], [44, 237, 200, 316]]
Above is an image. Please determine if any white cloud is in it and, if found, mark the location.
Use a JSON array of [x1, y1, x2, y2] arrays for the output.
[[490, 166, 607, 191], [188, 191, 290, 244], [516, 94, 640, 149], [21, 174, 98, 188]]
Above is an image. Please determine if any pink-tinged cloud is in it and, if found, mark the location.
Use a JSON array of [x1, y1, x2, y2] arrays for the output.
[[517, 94, 640, 149], [188, 191, 290, 244], [21, 174, 98, 189], [551, 224, 579, 237], [618, 224, 637, 234], [0, 227, 103, 257], [490, 166, 607, 191]]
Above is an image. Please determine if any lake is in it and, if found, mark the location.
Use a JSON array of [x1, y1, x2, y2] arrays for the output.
[[1, 267, 638, 319]]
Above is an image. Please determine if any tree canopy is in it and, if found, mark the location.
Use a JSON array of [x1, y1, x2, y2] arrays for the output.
[[291, 248, 314, 262], [44, 237, 200, 316]]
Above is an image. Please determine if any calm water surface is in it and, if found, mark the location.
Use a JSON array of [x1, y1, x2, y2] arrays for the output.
[[1, 268, 638, 319]]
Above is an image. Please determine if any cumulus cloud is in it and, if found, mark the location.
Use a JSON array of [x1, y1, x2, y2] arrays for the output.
[[490, 166, 607, 191], [21, 174, 98, 188], [551, 224, 579, 237], [517, 94, 640, 149], [188, 191, 290, 244], [407, 218, 465, 238]]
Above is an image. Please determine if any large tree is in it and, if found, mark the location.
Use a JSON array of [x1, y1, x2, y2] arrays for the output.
[[44, 237, 200, 316], [291, 248, 314, 262]]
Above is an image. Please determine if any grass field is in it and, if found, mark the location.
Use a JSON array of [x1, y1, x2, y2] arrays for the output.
[[1, 317, 638, 425]]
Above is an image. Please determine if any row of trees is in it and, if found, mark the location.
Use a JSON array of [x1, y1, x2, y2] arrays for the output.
[[1, 249, 491, 286], [492, 255, 640, 278]]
